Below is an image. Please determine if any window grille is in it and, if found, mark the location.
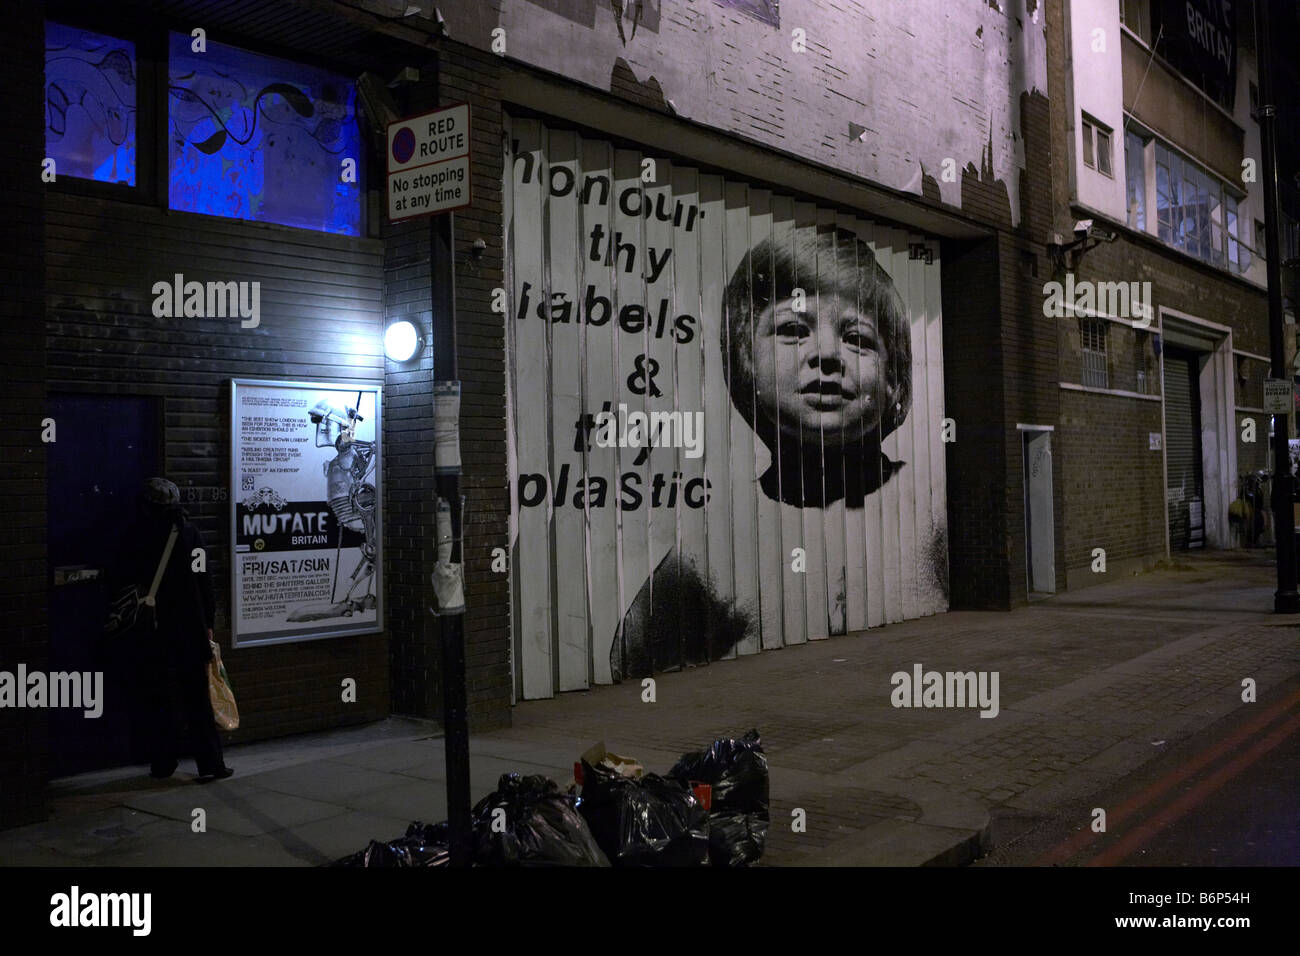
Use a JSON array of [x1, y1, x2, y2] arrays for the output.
[[1081, 319, 1108, 389]]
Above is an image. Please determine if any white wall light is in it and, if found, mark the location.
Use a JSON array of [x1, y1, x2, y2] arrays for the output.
[[384, 320, 423, 362]]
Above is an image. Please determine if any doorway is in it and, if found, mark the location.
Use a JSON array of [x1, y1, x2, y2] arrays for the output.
[[46, 394, 161, 776], [1022, 427, 1056, 595], [1163, 347, 1205, 550]]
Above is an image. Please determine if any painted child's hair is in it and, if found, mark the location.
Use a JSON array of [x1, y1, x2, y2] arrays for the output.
[[721, 227, 912, 441]]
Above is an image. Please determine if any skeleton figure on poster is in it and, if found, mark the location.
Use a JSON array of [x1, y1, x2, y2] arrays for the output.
[[285, 394, 378, 621]]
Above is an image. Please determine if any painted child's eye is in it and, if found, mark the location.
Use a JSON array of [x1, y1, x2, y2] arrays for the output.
[[776, 321, 808, 339], [842, 328, 878, 351]]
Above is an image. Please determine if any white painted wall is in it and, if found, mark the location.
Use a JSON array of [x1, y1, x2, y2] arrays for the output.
[[442, 0, 1048, 227], [1067, 0, 1127, 221]]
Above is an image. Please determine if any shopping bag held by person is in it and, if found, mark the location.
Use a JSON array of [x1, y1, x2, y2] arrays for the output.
[[208, 639, 240, 731]]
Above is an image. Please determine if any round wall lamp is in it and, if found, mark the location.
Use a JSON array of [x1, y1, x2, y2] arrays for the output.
[[384, 320, 424, 362]]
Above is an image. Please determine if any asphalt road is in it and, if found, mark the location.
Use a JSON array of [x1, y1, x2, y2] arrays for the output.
[[975, 669, 1300, 867]]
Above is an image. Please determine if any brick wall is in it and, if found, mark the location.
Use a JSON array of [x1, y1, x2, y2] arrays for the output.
[[1060, 390, 1166, 583], [384, 41, 511, 730], [940, 86, 1059, 611], [0, 0, 49, 829], [1056, 231, 1268, 582], [44, 192, 391, 744], [941, 236, 1011, 609], [383, 61, 439, 721], [1045, 0, 1269, 587], [440, 45, 512, 728]]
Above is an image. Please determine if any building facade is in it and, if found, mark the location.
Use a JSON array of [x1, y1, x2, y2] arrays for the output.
[[4, 0, 1293, 827], [1051, 0, 1283, 586]]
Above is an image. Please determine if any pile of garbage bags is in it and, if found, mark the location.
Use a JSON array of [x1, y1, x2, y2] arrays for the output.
[[667, 729, 769, 867], [334, 729, 769, 868], [472, 773, 608, 867]]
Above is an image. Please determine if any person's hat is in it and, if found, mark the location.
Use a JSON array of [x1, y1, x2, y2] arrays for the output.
[[143, 477, 181, 507]]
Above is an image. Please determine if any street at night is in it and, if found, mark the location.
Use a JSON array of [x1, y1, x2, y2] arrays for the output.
[[4, 0, 1300, 941]]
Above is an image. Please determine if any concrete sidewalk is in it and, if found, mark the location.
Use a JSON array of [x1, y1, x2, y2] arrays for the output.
[[3, 550, 1297, 866]]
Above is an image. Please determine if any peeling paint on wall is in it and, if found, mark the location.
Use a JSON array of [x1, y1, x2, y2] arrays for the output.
[[714, 0, 780, 27], [482, 0, 1047, 228]]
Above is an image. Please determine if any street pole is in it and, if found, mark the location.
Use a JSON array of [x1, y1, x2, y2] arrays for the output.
[[1256, 0, 1300, 612], [431, 210, 473, 862]]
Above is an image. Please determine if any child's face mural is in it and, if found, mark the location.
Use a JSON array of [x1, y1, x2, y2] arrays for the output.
[[753, 290, 890, 448]]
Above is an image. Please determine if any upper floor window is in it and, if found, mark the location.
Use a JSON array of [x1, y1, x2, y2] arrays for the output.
[[1124, 129, 1146, 231], [1155, 143, 1247, 273], [1082, 116, 1113, 178], [44, 22, 137, 185], [167, 32, 362, 236], [1120, 0, 1152, 44]]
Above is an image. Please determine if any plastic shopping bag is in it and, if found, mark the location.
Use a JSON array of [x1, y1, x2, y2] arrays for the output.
[[208, 639, 240, 731]]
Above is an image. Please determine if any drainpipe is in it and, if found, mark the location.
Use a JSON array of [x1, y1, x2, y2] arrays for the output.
[[1256, 0, 1299, 611]]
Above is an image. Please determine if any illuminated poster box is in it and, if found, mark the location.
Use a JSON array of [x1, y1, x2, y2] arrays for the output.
[[230, 378, 383, 647]]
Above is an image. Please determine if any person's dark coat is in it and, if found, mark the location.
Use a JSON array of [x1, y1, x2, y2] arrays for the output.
[[124, 504, 225, 777], [133, 505, 215, 663]]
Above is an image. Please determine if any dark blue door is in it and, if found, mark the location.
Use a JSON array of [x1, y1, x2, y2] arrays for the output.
[[47, 394, 160, 776]]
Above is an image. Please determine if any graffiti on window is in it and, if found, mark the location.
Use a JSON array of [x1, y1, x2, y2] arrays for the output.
[[167, 32, 361, 235], [44, 22, 137, 185]]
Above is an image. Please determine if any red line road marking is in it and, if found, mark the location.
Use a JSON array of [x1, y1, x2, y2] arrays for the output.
[[1087, 710, 1300, 866], [1034, 685, 1300, 865]]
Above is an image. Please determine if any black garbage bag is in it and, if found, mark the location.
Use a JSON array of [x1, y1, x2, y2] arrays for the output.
[[668, 728, 769, 866], [333, 820, 452, 867], [578, 761, 710, 866], [398, 821, 453, 867], [472, 774, 609, 867], [334, 840, 396, 868]]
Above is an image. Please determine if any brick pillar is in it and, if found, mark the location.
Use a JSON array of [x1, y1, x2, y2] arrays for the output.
[[383, 41, 511, 730], [0, 0, 50, 828]]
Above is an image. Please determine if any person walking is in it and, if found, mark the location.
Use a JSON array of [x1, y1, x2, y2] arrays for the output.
[[132, 477, 233, 783]]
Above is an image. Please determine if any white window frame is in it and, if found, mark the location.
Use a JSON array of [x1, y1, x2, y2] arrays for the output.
[[1082, 115, 1114, 179]]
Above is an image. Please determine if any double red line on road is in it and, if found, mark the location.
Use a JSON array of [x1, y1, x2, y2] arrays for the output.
[[1034, 685, 1300, 866]]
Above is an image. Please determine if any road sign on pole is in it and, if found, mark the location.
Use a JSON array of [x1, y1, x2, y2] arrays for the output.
[[1265, 378, 1293, 415], [387, 103, 472, 222]]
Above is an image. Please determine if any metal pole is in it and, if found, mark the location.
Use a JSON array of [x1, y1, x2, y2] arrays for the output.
[[431, 210, 473, 862], [1256, 0, 1300, 612]]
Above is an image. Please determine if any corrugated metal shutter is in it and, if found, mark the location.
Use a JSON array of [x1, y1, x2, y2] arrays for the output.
[[1165, 352, 1203, 550], [505, 115, 950, 699]]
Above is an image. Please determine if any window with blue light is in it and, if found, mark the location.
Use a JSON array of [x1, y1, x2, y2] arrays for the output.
[[44, 22, 137, 185], [167, 32, 361, 236]]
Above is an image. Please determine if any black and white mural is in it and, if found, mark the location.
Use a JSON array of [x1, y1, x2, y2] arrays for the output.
[[506, 118, 947, 699]]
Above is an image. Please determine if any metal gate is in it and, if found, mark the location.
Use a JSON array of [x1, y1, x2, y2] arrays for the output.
[[504, 115, 950, 699], [1164, 349, 1204, 550]]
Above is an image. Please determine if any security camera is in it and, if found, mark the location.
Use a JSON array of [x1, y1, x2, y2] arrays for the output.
[[1073, 219, 1118, 244]]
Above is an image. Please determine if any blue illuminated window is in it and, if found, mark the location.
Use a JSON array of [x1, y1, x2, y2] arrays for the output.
[[167, 32, 361, 236], [44, 22, 137, 185]]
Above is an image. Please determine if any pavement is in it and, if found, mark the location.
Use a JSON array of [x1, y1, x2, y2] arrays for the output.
[[2, 549, 1298, 867]]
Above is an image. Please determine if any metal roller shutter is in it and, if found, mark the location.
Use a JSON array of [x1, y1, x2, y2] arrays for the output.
[[1164, 351, 1203, 550]]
